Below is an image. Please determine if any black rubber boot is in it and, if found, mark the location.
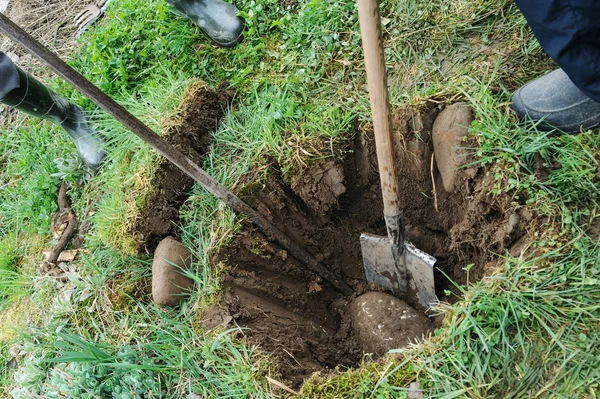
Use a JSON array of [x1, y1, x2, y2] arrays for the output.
[[512, 69, 600, 133], [166, 0, 244, 48], [1, 66, 106, 169]]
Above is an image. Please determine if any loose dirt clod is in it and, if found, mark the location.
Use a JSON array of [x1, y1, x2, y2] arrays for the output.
[[152, 237, 193, 307], [432, 102, 473, 193], [291, 160, 346, 213], [349, 292, 430, 355], [200, 307, 233, 331]]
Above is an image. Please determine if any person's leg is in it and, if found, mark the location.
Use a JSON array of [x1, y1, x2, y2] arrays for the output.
[[0, 52, 106, 168], [512, 0, 600, 132], [0, 53, 20, 99], [165, 0, 244, 48]]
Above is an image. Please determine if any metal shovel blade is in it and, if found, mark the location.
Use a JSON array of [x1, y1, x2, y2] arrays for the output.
[[360, 233, 438, 308]]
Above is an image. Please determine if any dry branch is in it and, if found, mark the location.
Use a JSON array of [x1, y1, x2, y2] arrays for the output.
[[42, 181, 78, 274]]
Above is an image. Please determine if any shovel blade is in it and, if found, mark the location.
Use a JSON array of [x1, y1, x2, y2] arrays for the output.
[[404, 242, 437, 308], [360, 233, 407, 296], [360, 233, 438, 308]]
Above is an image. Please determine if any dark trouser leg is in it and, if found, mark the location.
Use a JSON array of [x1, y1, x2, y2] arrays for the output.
[[0, 53, 20, 99], [0, 52, 106, 168], [512, 1, 600, 133], [514, 0, 600, 101], [165, 0, 244, 47]]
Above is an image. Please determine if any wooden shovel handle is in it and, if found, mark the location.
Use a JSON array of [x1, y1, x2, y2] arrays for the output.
[[357, 0, 404, 246]]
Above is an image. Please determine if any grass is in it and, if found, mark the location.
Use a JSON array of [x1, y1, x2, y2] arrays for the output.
[[10, 309, 271, 398], [406, 238, 600, 397], [296, 360, 416, 398], [1, 0, 600, 397], [82, 68, 190, 255]]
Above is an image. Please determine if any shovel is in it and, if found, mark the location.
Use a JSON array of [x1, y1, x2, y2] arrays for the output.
[[357, 0, 437, 308]]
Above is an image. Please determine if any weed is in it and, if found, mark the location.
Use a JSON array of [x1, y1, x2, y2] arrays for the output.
[[0, 121, 64, 235], [296, 360, 416, 399], [66, 0, 199, 97]]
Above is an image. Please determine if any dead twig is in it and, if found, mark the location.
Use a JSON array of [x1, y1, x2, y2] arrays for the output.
[[430, 153, 439, 213], [42, 181, 78, 272], [56, 179, 71, 211]]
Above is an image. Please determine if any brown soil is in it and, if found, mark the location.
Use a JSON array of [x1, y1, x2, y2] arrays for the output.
[[210, 103, 528, 387], [136, 100, 528, 387], [133, 82, 234, 254]]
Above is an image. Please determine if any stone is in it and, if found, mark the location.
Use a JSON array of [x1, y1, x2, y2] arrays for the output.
[[349, 292, 430, 355], [432, 102, 474, 193], [152, 237, 193, 306]]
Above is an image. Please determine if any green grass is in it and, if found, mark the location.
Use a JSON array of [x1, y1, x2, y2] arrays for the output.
[[10, 312, 271, 398], [402, 238, 600, 397], [81, 69, 190, 255], [2, 244, 272, 398], [2, 0, 600, 397]]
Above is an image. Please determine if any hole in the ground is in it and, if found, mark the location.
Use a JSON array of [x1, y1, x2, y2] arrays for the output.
[[208, 104, 527, 387], [136, 98, 527, 388]]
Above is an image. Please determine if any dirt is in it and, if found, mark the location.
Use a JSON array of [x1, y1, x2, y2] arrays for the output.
[[133, 82, 234, 253], [279, 0, 299, 10], [137, 101, 528, 387], [290, 160, 347, 213]]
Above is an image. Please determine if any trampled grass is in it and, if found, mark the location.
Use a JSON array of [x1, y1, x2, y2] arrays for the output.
[[1, 0, 599, 397]]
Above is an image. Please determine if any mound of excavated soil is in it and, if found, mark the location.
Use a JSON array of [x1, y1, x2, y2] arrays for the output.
[[137, 100, 528, 387]]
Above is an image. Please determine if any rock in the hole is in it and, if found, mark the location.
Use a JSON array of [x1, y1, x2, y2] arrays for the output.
[[349, 292, 430, 355], [432, 102, 474, 193], [152, 237, 193, 306]]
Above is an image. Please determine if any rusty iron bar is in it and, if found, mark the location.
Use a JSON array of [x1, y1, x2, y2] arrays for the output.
[[0, 13, 353, 295]]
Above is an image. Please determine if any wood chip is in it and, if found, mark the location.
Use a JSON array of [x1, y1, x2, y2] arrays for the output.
[[308, 280, 323, 294]]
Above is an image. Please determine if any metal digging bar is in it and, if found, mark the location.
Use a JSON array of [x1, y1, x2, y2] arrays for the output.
[[0, 13, 353, 296]]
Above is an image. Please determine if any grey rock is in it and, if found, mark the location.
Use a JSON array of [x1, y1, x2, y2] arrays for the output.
[[349, 292, 430, 355], [432, 103, 474, 193], [508, 212, 520, 230], [407, 382, 424, 399], [152, 237, 193, 306]]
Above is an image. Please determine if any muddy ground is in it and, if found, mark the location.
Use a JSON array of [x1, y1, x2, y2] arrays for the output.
[[135, 95, 529, 387]]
